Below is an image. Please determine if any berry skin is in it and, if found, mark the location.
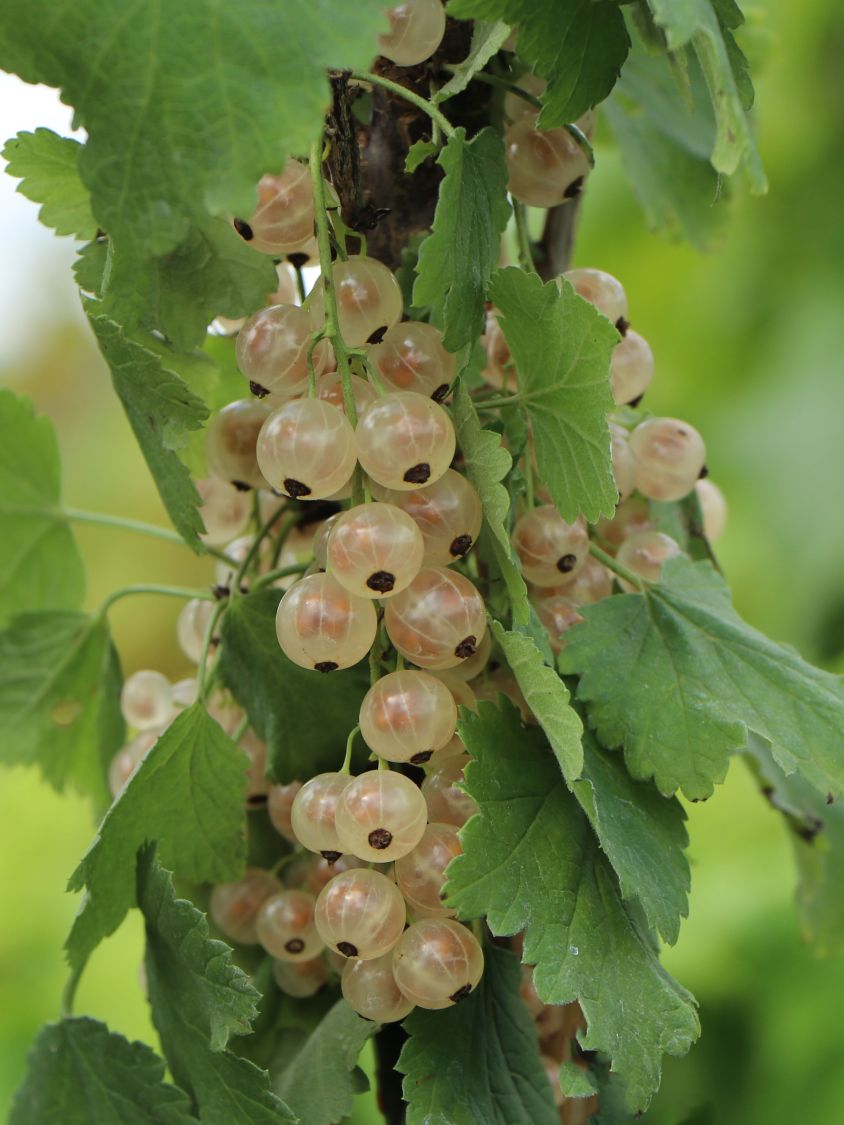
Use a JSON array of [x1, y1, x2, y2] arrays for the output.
[[392, 918, 484, 1009], [533, 594, 583, 653], [290, 772, 352, 862], [206, 399, 271, 490], [272, 956, 328, 998], [120, 670, 173, 730], [236, 304, 330, 399], [368, 322, 456, 399], [342, 951, 414, 1022], [421, 754, 478, 827], [616, 531, 682, 591], [108, 731, 158, 798], [267, 781, 303, 843], [359, 670, 457, 764], [316, 371, 377, 420], [629, 417, 706, 502], [379, 470, 483, 568], [610, 423, 637, 502], [394, 822, 462, 918], [334, 769, 428, 862], [696, 478, 727, 542], [239, 728, 270, 807], [378, 0, 447, 67], [594, 496, 655, 549], [310, 257, 403, 347], [562, 268, 629, 327], [276, 573, 378, 672], [314, 868, 406, 960], [326, 502, 425, 598], [505, 116, 590, 208], [384, 566, 487, 670], [209, 868, 282, 945], [256, 889, 324, 962], [238, 159, 314, 255], [196, 476, 251, 546], [611, 329, 654, 406], [256, 398, 357, 501], [356, 391, 456, 491], [511, 506, 589, 587]]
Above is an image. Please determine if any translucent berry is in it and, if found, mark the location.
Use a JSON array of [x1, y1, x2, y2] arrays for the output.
[[316, 371, 378, 420], [171, 677, 199, 709], [327, 502, 424, 598], [696, 478, 727, 542], [378, 0, 446, 66], [542, 1056, 565, 1108], [546, 554, 612, 605], [428, 670, 478, 712], [313, 512, 342, 569], [384, 567, 487, 670], [267, 262, 299, 308], [196, 476, 251, 546], [256, 889, 324, 962], [342, 952, 415, 1022], [421, 754, 477, 827], [610, 423, 637, 502], [505, 116, 590, 208], [594, 496, 655, 548], [239, 728, 269, 807], [304, 853, 367, 897], [503, 72, 547, 123], [238, 159, 314, 255], [310, 257, 403, 347], [616, 531, 682, 591], [562, 268, 629, 327], [209, 868, 281, 945], [512, 505, 589, 587], [359, 670, 457, 765], [236, 304, 330, 399], [480, 307, 515, 390], [629, 417, 706, 502], [108, 731, 158, 798], [394, 823, 462, 918], [272, 956, 328, 998], [533, 594, 583, 653], [379, 470, 483, 567], [392, 918, 484, 1009], [314, 868, 406, 960], [121, 670, 173, 730], [177, 598, 217, 664], [268, 781, 303, 842], [276, 573, 378, 671], [335, 769, 428, 862], [206, 399, 271, 490], [356, 391, 456, 491], [473, 670, 532, 723], [369, 322, 456, 400], [290, 772, 352, 861], [257, 399, 357, 500], [611, 329, 654, 405]]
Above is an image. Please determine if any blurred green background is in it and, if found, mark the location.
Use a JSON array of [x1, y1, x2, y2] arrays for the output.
[[1, 0, 843, 1119]]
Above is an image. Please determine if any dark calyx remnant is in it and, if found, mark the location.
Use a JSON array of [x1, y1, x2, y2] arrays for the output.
[[403, 462, 431, 484], [563, 176, 585, 200], [432, 383, 450, 403], [321, 850, 342, 864], [367, 325, 388, 345], [285, 938, 306, 954], [337, 941, 358, 957], [283, 477, 312, 499], [233, 217, 253, 241], [557, 553, 577, 573], [367, 570, 396, 593], [368, 827, 393, 850], [315, 661, 339, 674], [449, 533, 473, 558], [616, 316, 630, 336], [410, 750, 433, 765], [454, 636, 477, 659], [449, 984, 472, 1003], [249, 380, 270, 398], [232, 480, 251, 492]]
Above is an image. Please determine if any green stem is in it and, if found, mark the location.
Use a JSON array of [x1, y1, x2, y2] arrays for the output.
[[477, 393, 522, 410], [61, 506, 229, 562], [513, 200, 537, 274], [251, 562, 310, 592], [197, 599, 228, 702], [350, 71, 456, 139], [233, 506, 294, 593], [589, 542, 645, 592], [341, 726, 360, 775], [98, 583, 212, 617], [451, 68, 542, 111], [61, 959, 87, 1018]]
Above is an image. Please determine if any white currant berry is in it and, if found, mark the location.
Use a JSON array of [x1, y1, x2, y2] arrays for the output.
[[290, 772, 352, 861], [206, 399, 271, 490], [196, 476, 251, 546], [236, 304, 330, 399], [256, 889, 324, 962], [392, 918, 484, 1009], [428, 669, 479, 712], [610, 423, 637, 502], [239, 728, 270, 807], [533, 594, 584, 653], [378, 0, 446, 66], [327, 502, 425, 598], [314, 868, 406, 960], [304, 853, 367, 897], [257, 398, 357, 501], [334, 769, 428, 862], [384, 566, 487, 670], [629, 416, 706, 502], [394, 822, 462, 918], [368, 322, 456, 400], [505, 116, 590, 208], [267, 780, 303, 842], [696, 478, 727, 542], [209, 868, 282, 945], [512, 506, 589, 587], [503, 72, 547, 123], [272, 956, 328, 998], [108, 730, 158, 798], [356, 391, 456, 491], [421, 754, 477, 827], [315, 371, 378, 420], [540, 554, 612, 605], [237, 159, 314, 255], [359, 670, 457, 765], [563, 267, 629, 327], [177, 598, 217, 664], [342, 951, 414, 1021], [120, 670, 173, 730], [310, 257, 403, 347], [611, 329, 654, 405], [616, 531, 682, 591], [594, 496, 655, 548], [379, 470, 483, 567], [276, 573, 378, 672]]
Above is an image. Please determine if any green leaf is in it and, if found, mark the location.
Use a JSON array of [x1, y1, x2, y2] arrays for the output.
[[219, 589, 369, 783], [0, 390, 85, 622], [746, 737, 844, 957], [448, 0, 630, 123], [138, 847, 296, 1125], [103, 217, 277, 352], [573, 731, 690, 944], [10, 1017, 195, 1125], [561, 556, 844, 801], [491, 622, 584, 779], [559, 1058, 598, 1099], [413, 127, 510, 353], [435, 20, 512, 103], [0, 611, 123, 801], [446, 701, 700, 1111], [399, 943, 559, 1125], [2, 128, 96, 239], [86, 310, 208, 550], [404, 139, 437, 174], [0, 0, 390, 289], [274, 1000, 377, 1125], [645, 0, 767, 190], [488, 268, 618, 523], [66, 704, 248, 968]]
